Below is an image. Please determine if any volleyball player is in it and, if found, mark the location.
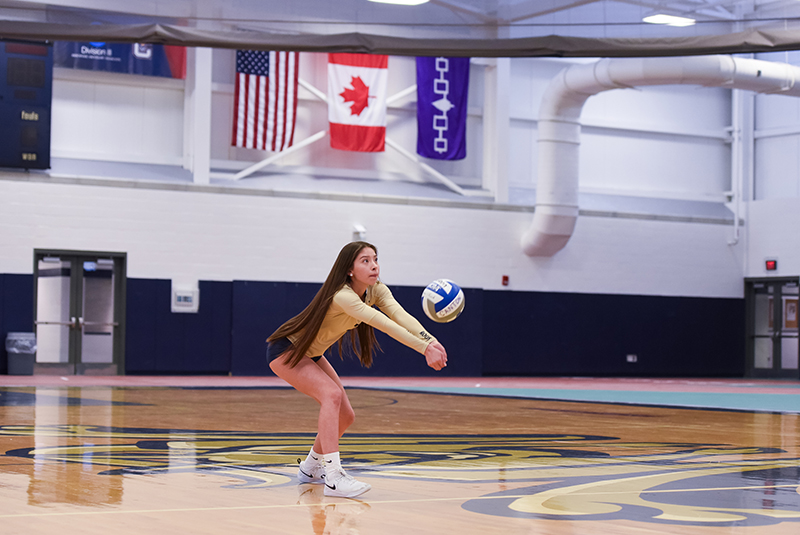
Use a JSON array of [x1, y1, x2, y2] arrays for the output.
[[267, 241, 448, 498]]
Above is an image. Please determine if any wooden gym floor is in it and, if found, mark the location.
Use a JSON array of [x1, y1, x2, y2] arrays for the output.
[[0, 375, 799, 535]]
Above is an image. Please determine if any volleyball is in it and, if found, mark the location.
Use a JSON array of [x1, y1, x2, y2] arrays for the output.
[[421, 279, 465, 323]]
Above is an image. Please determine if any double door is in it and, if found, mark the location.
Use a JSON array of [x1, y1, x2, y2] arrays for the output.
[[746, 278, 799, 378], [33, 250, 126, 375]]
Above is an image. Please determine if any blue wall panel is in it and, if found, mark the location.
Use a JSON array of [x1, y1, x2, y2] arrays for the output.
[[125, 278, 158, 372], [0, 274, 35, 374], [482, 290, 745, 377], [230, 280, 319, 376], [125, 279, 231, 374]]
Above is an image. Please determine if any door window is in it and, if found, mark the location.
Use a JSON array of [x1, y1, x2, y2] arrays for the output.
[[34, 257, 72, 364]]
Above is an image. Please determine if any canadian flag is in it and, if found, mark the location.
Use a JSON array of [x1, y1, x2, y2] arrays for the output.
[[328, 53, 388, 152]]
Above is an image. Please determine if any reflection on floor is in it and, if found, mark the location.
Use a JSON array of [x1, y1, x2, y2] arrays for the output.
[[0, 377, 798, 535]]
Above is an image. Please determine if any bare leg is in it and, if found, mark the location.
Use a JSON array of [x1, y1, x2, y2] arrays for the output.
[[272, 353, 371, 497], [310, 356, 355, 453], [269, 354, 354, 454]]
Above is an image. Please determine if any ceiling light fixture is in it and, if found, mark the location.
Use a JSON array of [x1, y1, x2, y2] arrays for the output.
[[643, 14, 696, 27], [368, 0, 430, 5]]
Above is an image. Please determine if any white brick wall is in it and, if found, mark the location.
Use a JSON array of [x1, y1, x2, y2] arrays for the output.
[[746, 199, 800, 278], [0, 178, 744, 298]]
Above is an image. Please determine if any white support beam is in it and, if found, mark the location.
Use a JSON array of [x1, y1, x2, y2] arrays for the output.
[[298, 77, 328, 103], [427, 0, 494, 22], [233, 130, 328, 180], [615, 0, 739, 20], [385, 137, 467, 196], [183, 47, 212, 185], [695, 7, 737, 20], [387, 84, 417, 106], [499, 0, 602, 23], [754, 0, 800, 16], [482, 57, 510, 203]]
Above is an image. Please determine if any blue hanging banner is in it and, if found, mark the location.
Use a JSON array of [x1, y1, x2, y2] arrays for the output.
[[416, 56, 470, 161], [53, 42, 185, 79]]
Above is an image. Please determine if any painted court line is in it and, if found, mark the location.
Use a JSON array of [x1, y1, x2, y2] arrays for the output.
[[383, 386, 800, 413], [1, 484, 797, 519]]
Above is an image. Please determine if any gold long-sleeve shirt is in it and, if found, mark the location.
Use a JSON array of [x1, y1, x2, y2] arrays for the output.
[[288, 282, 435, 358]]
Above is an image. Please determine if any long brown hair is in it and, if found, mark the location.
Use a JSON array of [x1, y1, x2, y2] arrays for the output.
[[267, 241, 380, 368]]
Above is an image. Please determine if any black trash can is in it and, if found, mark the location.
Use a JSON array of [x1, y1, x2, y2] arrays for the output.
[[5, 332, 36, 375]]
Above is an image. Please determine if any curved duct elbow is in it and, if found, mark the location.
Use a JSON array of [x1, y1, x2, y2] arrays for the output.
[[522, 55, 800, 257], [521, 204, 579, 256]]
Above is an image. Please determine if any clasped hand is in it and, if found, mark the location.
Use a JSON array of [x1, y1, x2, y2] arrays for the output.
[[424, 341, 448, 371]]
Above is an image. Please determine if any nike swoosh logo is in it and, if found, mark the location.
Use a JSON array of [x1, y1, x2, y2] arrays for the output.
[[325, 482, 336, 490], [299, 466, 313, 478]]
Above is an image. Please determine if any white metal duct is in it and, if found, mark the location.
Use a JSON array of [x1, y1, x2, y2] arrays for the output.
[[522, 55, 800, 257]]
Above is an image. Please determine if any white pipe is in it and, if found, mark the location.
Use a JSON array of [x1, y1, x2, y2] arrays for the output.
[[522, 55, 800, 257]]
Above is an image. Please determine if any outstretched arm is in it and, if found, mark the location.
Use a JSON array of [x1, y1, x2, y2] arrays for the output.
[[333, 289, 432, 355], [374, 284, 447, 371], [332, 286, 448, 370], [376, 296, 435, 344]]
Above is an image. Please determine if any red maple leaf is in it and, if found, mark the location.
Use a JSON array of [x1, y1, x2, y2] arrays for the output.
[[340, 76, 371, 116]]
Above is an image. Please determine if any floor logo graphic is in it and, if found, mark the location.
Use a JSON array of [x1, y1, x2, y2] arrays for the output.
[[2, 424, 799, 526]]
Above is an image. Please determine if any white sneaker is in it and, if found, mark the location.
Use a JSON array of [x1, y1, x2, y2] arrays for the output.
[[323, 469, 371, 498], [297, 458, 325, 484]]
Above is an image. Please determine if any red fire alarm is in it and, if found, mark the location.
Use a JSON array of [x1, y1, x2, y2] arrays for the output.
[[502, 275, 509, 286], [766, 259, 778, 271]]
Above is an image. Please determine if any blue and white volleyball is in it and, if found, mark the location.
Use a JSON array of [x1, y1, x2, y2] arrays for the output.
[[421, 279, 465, 323]]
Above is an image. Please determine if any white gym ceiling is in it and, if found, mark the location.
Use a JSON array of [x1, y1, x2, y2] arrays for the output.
[[1, 0, 799, 40]]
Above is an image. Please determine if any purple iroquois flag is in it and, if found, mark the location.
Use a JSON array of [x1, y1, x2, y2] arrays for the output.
[[416, 57, 470, 160], [232, 50, 299, 152]]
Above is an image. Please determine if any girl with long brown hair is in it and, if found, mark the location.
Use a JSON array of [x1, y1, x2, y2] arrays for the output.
[[267, 241, 448, 498]]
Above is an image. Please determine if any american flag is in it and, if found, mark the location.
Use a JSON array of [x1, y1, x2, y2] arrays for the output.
[[232, 50, 299, 152]]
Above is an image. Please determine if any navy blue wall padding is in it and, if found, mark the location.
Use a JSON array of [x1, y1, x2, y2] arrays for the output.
[[0, 274, 35, 374], [125, 279, 232, 374], [230, 280, 319, 376], [4, 273, 746, 378], [125, 278, 158, 372], [482, 290, 745, 377]]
